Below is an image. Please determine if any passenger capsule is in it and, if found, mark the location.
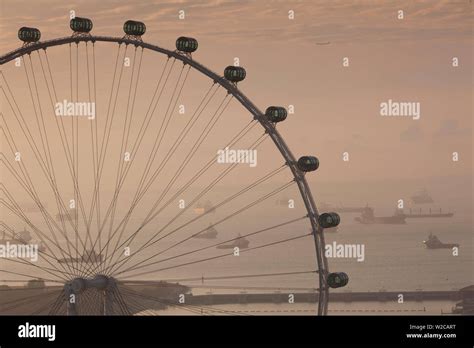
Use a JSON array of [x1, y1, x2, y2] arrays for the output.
[[327, 272, 349, 288], [297, 156, 319, 172], [176, 36, 198, 53], [70, 17, 93, 33], [18, 27, 41, 43], [318, 212, 340, 228], [265, 106, 287, 123], [224, 66, 246, 83], [123, 20, 146, 36]]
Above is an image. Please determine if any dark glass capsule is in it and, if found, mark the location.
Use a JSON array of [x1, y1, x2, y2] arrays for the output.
[[123, 20, 146, 36], [327, 272, 349, 288], [18, 27, 41, 43], [297, 156, 319, 172], [70, 17, 93, 33], [265, 106, 287, 123], [318, 212, 341, 228], [176, 36, 198, 53], [224, 66, 246, 83]]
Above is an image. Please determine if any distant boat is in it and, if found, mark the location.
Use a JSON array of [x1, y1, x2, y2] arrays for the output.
[[411, 189, 434, 204], [423, 233, 459, 249], [354, 207, 406, 224], [192, 224, 218, 239], [0, 229, 47, 252], [216, 235, 250, 249], [57, 249, 103, 264], [316, 41, 330, 45]]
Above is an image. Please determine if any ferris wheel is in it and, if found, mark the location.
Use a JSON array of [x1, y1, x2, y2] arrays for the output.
[[0, 17, 348, 316]]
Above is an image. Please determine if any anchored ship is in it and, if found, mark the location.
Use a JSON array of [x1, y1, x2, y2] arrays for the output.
[[423, 233, 459, 249], [354, 207, 406, 224], [0, 229, 47, 252]]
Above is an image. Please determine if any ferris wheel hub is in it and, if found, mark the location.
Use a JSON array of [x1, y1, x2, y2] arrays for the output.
[[68, 275, 113, 294]]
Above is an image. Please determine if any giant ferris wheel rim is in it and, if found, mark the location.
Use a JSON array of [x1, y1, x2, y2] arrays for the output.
[[0, 34, 330, 314]]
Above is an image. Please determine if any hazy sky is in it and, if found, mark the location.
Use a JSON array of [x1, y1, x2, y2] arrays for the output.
[[0, 0, 472, 185]]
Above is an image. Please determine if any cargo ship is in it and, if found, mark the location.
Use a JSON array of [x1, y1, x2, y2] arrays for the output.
[[423, 233, 459, 249], [0, 229, 47, 252], [354, 207, 406, 224]]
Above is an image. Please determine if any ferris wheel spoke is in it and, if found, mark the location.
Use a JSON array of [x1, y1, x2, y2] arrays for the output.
[[0, 221, 77, 279], [101, 134, 269, 276], [94, 59, 184, 273], [116, 216, 306, 277], [116, 232, 311, 281], [121, 286, 248, 316], [101, 133, 270, 276], [0, 198, 77, 278], [31, 289, 65, 315], [2, 67, 90, 265], [34, 49, 90, 271], [1, 74, 73, 234], [120, 287, 208, 315], [112, 179, 297, 276], [101, 63, 191, 273], [32, 289, 64, 315], [0, 158, 79, 279], [94, 44, 129, 261], [48, 290, 66, 315], [92, 43, 129, 271], [104, 46, 141, 261], [137, 93, 233, 219], [92, 43, 128, 231], [100, 89, 230, 274], [0, 181, 81, 277], [84, 57, 174, 275], [0, 127, 88, 277], [38, 50, 91, 241], [110, 165, 290, 275], [120, 270, 317, 285], [95, 56, 176, 268], [0, 288, 62, 314], [112, 286, 133, 315], [87, 82, 220, 276]]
